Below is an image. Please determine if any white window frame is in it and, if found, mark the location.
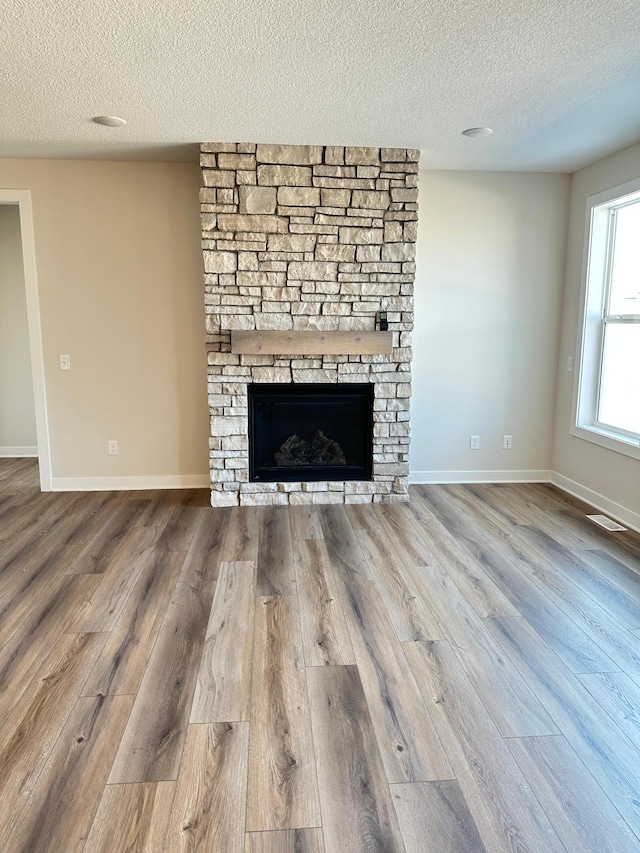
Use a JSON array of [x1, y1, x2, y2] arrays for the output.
[[571, 176, 640, 461]]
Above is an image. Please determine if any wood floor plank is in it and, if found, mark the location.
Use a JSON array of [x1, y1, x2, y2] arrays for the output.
[[336, 578, 453, 783], [398, 561, 446, 642], [0, 489, 80, 562], [6, 694, 134, 853], [0, 456, 29, 480], [164, 722, 249, 852], [577, 670, 640, 749], [0, 633, 107, 844], [564, 510, 640, 568], [81, 549, 186, 697], [531, 484, 640, 564], [135, 488, 191, 528], [307, 665, 405, 853], [0, 492, 118, 640], [404, 639, 565, 853], [156, 491, 207, 552], [391, 781, 487, 853], [4, 457, 39, 485], [84, 781, 175, 852], [576, 548, 640, 609], [222, 505, 261, 561], [191, 561, 256, 723], [458, 484, 640, 598], [347, 503, 443, 642], [543, 499, 637, 548], [464, 484, 543, 527], [512, 553, 640, 684], [376, 502, 440, 567], [318, 504, 372, 582], [289, 505, 324, 541], [474, 483, 589, 552], [509, 486, 630, 557], [405, 561, 558, 737], [403, 491, 517, 618], [179, 505, 231, 585], [419, 484, 621, 673], [485, 615, 640, 837], [514, 524, 640, 630], [293, 537, 355, 666], [444, 485, 640, 681], [257, 507, 297, 595], [0, 490, 115, 590], [0, 631, 106, 758], [506, 735, 640, 853], [69, 525, 163, 633], [67, 497, 150, 574], [0, 509, 108, 643], [245, 828, 325, 853], [108, 576, 216, 784], [441, 484, 527, 551], [0, 574, 100, 728], [247, 595, 321, 831]]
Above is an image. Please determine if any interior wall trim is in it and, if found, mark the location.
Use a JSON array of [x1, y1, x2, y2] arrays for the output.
[[409, 469, 553, 484], [51, 474, 210, 491], [0, 446, 38, 457]]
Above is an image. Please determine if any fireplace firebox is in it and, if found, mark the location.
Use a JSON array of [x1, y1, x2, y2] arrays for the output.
[[248, 383, 373, 482]]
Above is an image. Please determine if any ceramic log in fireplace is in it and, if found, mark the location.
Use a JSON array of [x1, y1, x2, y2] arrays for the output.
[[248, 384, 373, 482]]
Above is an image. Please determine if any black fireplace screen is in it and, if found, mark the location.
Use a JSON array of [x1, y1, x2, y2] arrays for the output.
[[248, 383, 373, 482]]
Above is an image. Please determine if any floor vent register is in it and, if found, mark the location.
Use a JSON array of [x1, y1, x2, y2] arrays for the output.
[[586, 514, 628, 532]]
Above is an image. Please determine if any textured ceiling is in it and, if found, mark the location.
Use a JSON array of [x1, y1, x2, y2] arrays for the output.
[[2, 0, 640, 171]]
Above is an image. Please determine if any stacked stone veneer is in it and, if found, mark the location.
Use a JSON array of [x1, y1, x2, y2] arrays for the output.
[[201, 142, 418, 506]]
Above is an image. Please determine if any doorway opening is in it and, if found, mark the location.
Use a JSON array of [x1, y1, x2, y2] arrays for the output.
[[0, 192, 51, 490]]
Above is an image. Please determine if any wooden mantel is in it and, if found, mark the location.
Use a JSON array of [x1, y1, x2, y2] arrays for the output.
[[230, 330, 393, 356]]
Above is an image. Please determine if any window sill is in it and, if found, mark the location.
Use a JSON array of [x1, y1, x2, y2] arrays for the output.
[[570, 423, 640, 460]]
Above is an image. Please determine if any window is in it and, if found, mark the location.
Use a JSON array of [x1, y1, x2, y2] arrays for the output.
[[572, 178, 640, 459]]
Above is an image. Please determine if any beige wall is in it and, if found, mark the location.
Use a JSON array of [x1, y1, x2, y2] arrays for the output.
[[0, 204, 37, 452], [0, 160, 208, 484], [411, 170, 571, 479], [552, 141, 640, 518]]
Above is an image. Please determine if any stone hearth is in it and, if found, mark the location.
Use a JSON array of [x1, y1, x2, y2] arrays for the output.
[[202, 143, 418, 506]]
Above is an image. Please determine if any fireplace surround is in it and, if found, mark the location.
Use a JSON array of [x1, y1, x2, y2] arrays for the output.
[[202, 142, 418, 505], [248, 383, 373, 483]]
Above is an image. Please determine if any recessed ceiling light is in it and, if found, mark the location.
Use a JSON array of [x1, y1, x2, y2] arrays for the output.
[[92, 116, 127, 127], [462, 127, 493, 138]]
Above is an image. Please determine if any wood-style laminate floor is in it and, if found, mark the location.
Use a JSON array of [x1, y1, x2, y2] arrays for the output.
[[1, 457, 639, 852]]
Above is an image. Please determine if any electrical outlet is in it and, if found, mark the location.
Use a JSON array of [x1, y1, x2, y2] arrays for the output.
[[59, 355, 71, 371], [108, 440, 119, 456], [567, 356, 573, 372], [503, 434, 513, 449], [470, 435, 480, 450]]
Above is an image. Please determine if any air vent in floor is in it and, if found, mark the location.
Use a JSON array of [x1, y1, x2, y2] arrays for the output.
[[586, 514, 627, 532]]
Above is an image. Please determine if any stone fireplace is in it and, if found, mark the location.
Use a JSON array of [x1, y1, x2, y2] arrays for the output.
[[201, 142, 418, 506]]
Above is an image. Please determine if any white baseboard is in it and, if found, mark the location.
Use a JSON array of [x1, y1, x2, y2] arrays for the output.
[[550, 472, 640, 534], [51, 474, 210, 491], [409, 469, 552, 484], [0, 446, 38, 457]]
